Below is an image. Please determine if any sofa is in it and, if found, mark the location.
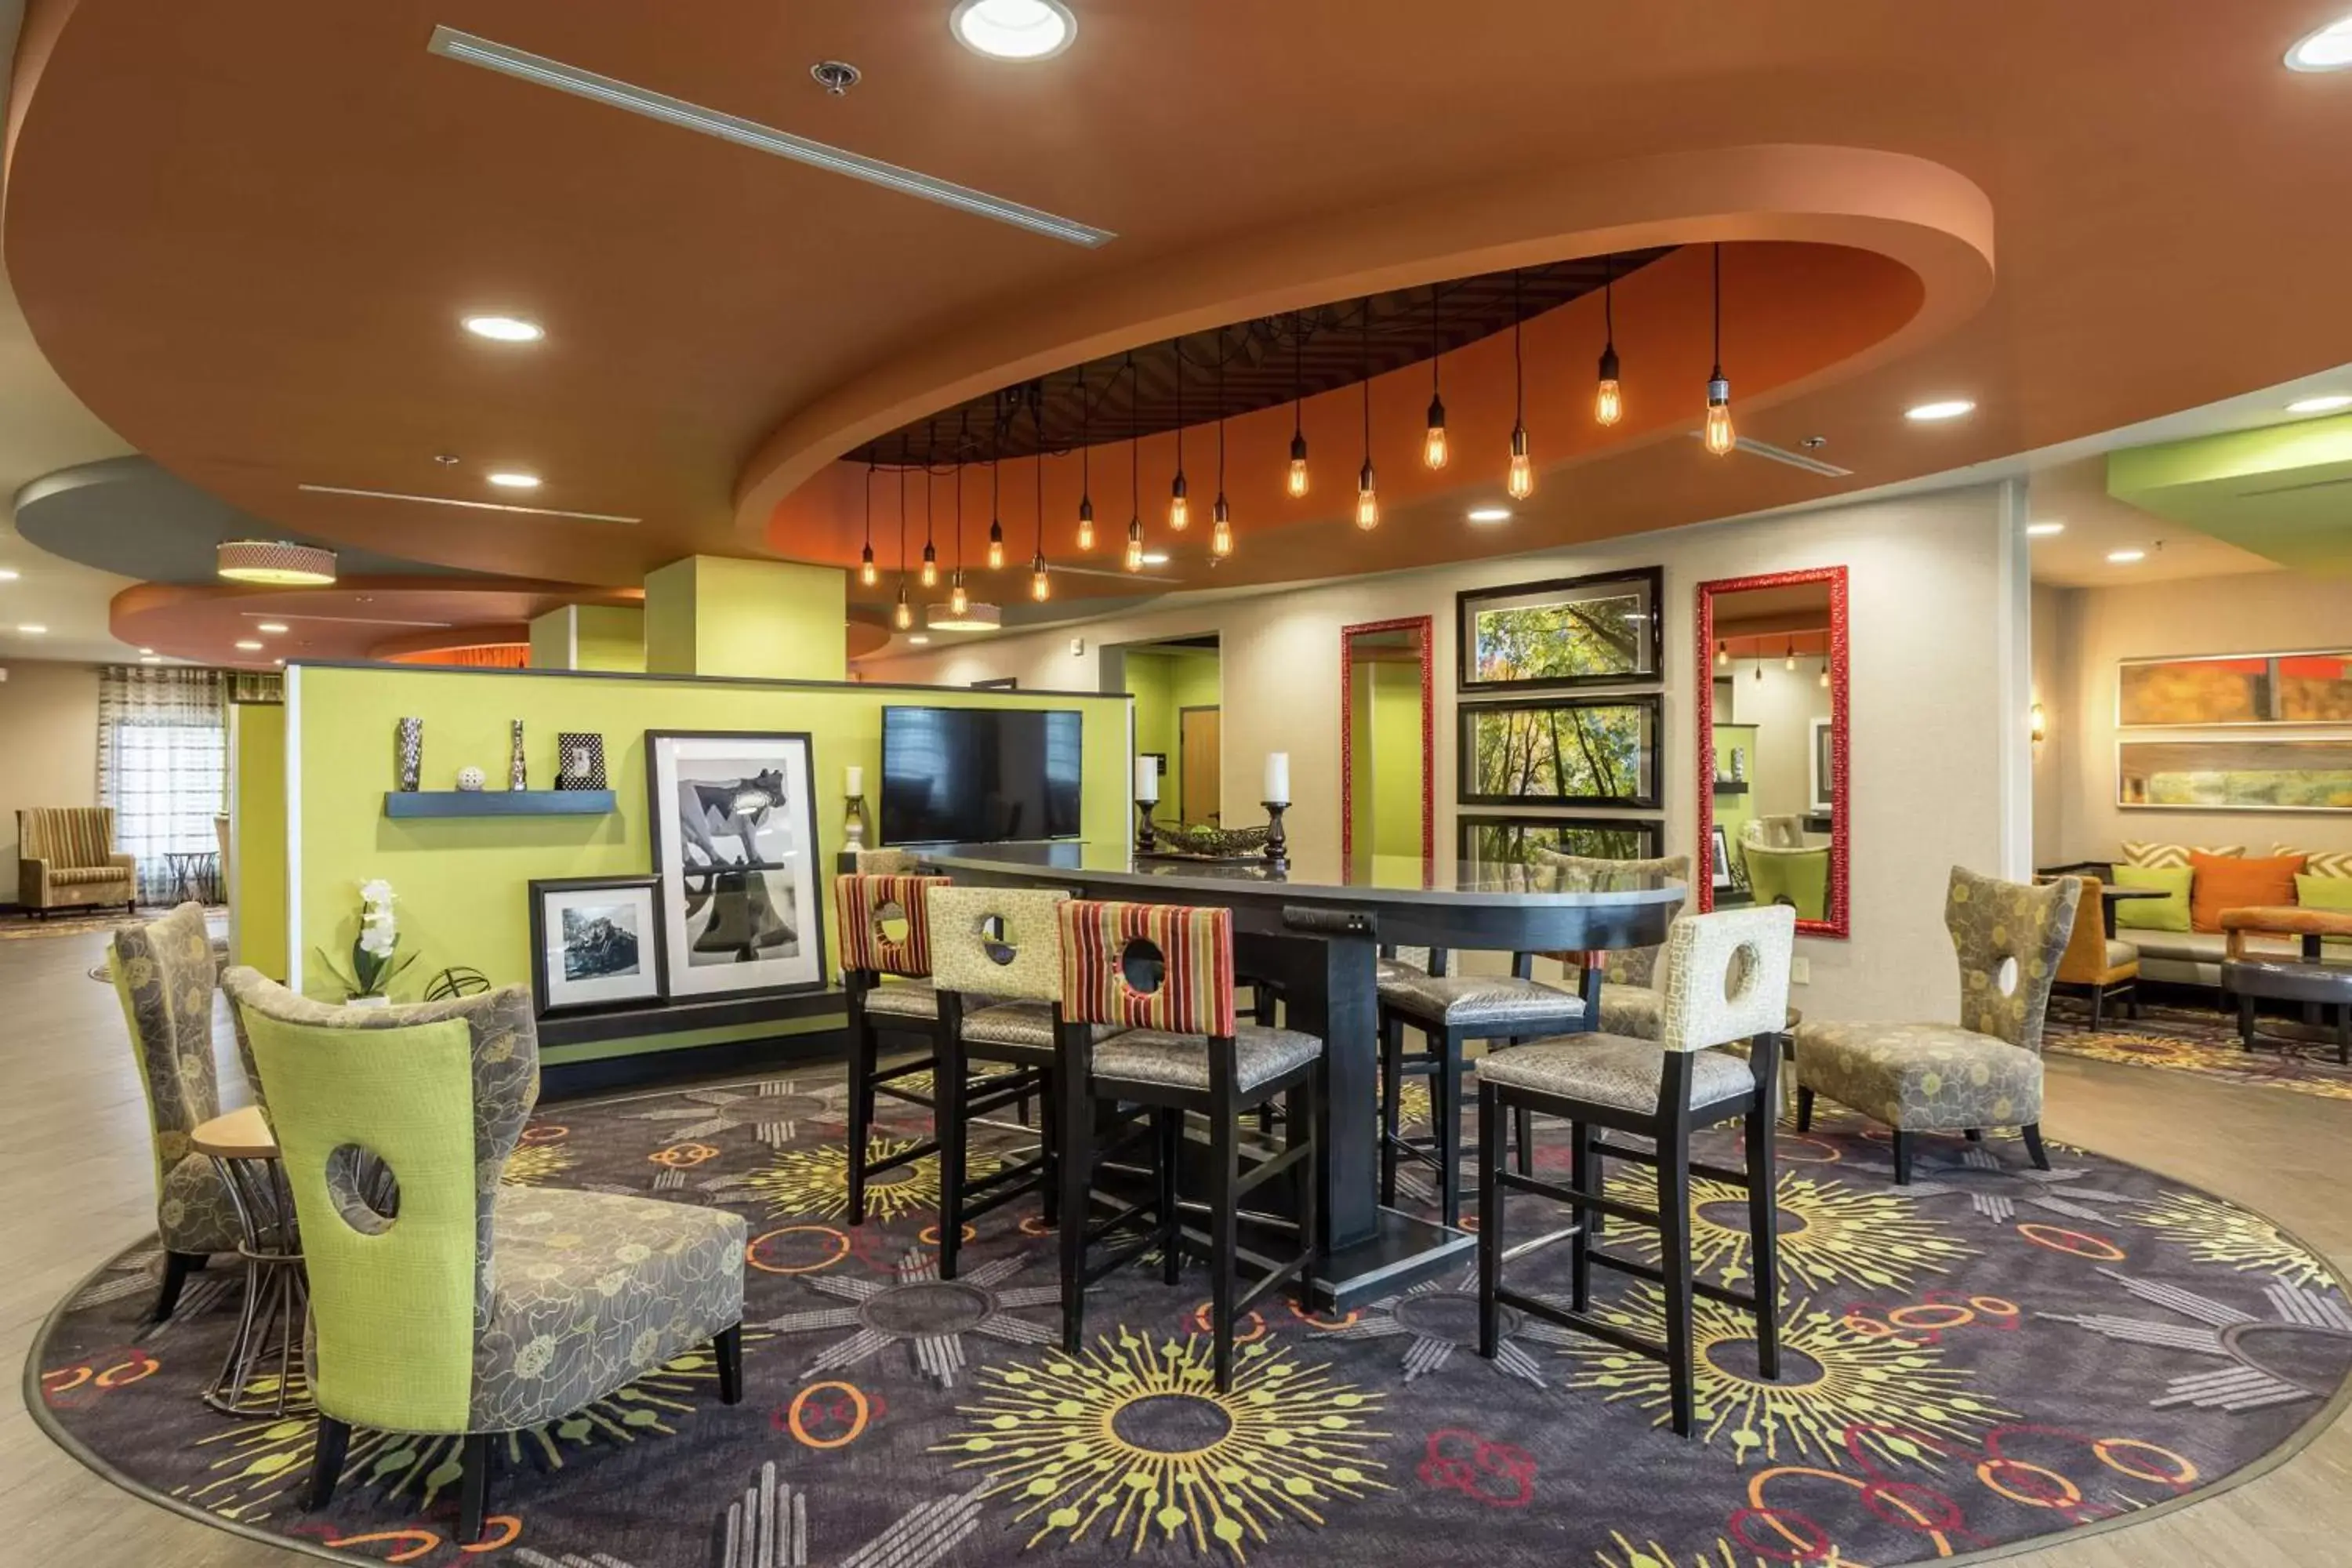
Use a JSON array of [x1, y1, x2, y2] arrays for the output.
[[2073, 840, 2350, 989], [16, 807, 136, 916]]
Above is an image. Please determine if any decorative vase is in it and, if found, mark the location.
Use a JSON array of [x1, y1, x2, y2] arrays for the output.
[[395, 717, 423, 792], [456, 766, 486, 792], [1730, 747, 1748, 782], [510, 720, 528, 791]]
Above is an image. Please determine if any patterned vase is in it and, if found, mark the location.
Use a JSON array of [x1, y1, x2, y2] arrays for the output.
[[395, 717, 423, 792], [510, 720, 528, 791]]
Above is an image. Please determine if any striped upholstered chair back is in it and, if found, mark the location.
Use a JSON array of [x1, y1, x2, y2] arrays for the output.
[[1056, 900, 1236, 1036], [21, 805, 118, 867], [929, 886, 1071, 1004], [833, 873, 949, 978]]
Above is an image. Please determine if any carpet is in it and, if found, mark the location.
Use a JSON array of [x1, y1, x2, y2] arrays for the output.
[[28, 1068, 2352, 1568], [2045, 995, 2352, 1103], [2, 905, 207, 942]]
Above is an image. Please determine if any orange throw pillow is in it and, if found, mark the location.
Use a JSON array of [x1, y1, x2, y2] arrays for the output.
[[2190, 851, 2306, 933]]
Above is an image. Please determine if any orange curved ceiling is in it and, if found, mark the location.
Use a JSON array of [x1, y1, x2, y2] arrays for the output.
[[8, 1, 2352, 633]]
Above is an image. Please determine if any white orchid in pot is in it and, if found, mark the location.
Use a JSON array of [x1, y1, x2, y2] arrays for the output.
[[318, 878, 416, 1005]]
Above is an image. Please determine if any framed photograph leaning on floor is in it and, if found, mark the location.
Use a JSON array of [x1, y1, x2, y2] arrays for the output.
[[647, 731, 827, 999], [527, 875, 666, 1016]]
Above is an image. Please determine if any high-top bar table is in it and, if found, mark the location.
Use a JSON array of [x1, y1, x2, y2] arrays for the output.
[[914, 840, 1686, 1307]]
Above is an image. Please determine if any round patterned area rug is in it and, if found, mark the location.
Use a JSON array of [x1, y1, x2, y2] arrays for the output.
[[27, 1070, 2352, 1568]]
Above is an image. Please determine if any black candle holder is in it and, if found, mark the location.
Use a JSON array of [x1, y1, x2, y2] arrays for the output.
[[1261, 800, 1289, 870], [1134, 800, 1160, 857]]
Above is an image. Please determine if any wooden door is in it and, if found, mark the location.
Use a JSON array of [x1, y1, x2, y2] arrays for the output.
[[1179, 706, 1221, 823]]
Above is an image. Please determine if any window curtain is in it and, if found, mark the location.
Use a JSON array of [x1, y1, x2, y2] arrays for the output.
[[97, 666, 282, 903]]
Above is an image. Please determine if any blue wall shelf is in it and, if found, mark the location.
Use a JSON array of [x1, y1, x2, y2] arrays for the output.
[[383, 789, 616, 819]]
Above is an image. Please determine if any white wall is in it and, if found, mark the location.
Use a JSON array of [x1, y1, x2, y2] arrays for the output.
[[862, 486, 2026, 1022], [2040, 572, 2352, 865], [1721, 657, 1831, 826], [0, 661, 100, 904]]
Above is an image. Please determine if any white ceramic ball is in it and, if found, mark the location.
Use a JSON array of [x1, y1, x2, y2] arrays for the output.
[[456, 766, 486, 792]]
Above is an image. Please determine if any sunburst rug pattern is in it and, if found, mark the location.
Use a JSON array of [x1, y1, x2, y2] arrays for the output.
[[27, 1066, 2352, 1568], [2043, 996, 2352, 1103]]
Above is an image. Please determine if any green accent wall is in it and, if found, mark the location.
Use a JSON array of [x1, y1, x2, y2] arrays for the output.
[[229, 702, 288, 981], [528, 605, 647, 673], [644, 557, 848, 680], [1127, 650, 1219, 825], [1370, 661, 1424, 858], [285, 664, 1130, 1054], [1713, 720, 1759, 869], [2108, 413, 2352, 574]]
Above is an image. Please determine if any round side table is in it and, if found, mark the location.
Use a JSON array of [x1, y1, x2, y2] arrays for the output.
[[191, 1105, 312, 1417]]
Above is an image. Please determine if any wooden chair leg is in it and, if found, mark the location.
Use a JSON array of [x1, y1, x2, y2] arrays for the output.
[[458, 1432, 492, 1544], [1209, 1094, 1240, 1393], [1568, 1120, 1594, 1312], [1795, 1085, 1816, 1133], [306, 1415, 350, 1511], [845, 1010, 875, 1225], [1378, 1013, 1403, 1206], [1889, 1130, 1912, 1185], [2020, 1123, 2051, 1171], [714, 1323, 744, 1404], [148, 1249, 205, 1326], [1743, 1098, 1780, 1381], [1658, 1130, 1696, 1438], [1156, 1109, 1183, 1286], [1476, 1080, 1504, 1359]]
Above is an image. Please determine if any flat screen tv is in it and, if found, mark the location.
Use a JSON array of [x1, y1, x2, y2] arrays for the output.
[[880, 706, 1083, 845]]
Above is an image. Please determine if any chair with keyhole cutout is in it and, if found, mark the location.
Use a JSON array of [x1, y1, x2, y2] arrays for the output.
[[223, 968, 745, 1544], [834, 858, 953, 1224], [1474, 904, 1796, 1437], [924, 885, 1102, 1277], [1054, 899, 1324, 1390], [1792, 868, 2080, 1182]]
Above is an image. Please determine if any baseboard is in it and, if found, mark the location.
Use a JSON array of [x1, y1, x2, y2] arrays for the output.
[[540, 1027, 848, 1101]]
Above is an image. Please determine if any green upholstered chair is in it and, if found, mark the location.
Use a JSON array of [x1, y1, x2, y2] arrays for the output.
[[1792, 868, 2082, 1182], [1740, 818, 1829, 921], [222, 969, 746, 1543], [107, 902, 242, 1323]]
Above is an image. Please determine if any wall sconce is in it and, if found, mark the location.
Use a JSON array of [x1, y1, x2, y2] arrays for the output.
[[2030, 702, 2048, 744]]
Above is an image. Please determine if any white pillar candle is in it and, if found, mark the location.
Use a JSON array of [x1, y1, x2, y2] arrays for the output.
[[1263, 751, 1290, 805], [844, 764, 865, 798], [1134, 755, 1160, 803]]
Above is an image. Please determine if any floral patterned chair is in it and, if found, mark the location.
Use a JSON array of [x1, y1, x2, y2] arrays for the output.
[[1793, 867, 2081, 1182], [106, 902, 242, 1323], [223, 968, 746, 1543], [1536, 850, 1693, 1039]]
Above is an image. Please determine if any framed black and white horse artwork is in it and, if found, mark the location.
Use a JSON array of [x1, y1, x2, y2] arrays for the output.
[[645, 731, 826, 999]]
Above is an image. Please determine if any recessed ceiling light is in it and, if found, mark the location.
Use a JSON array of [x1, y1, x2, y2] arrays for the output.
[[234, 640, 265, 651], [908, 634, 931, 645], [1467, 506, 1513, 524], [2286, 16, 2352, 71], [1904, 398, 1976, 423], [2025, 521, 2065, 537], [2107, 548, 2147, 564], [0, 568, 18, 581], [255, 622, 289, 634], [486, 471, 542, 489], [1139, 551, 1171, 566], [139, 655, 162, 664], [137, 646, 154, 655], [951, 0, 1076, 60], [2288, 394, 2352, 415], [463, 314, 543, 342], [17, 624, 46, 634]]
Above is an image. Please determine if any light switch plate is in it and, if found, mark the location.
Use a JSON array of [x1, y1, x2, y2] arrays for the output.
[[1791, 956, 1811, 985], [1070, 637, 1086, 656]]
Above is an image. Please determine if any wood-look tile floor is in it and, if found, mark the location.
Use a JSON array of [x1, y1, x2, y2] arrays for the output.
[[4, 927, 2347, 1566]]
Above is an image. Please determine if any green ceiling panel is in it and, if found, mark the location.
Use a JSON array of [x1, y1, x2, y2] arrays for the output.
[[2109, 415, 2352, 575]]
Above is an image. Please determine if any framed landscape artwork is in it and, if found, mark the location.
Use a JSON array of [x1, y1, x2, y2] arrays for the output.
[[528, 875, 664, 1016], [1457, 815, 1664, 877], [1457, 695, 1662, 808], [2118, 649, 2352, 728], [2117, 738, 2352, 812], [647, 731, 827, 998], [1457, 567, 1664, 693]]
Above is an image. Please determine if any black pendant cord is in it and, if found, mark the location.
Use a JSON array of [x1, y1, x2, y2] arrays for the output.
[[896, 462, 908, 577], [1603, 252, 1616, 347], [924, 421, 938, 559], [1174, 339, 1185, 480], [1079, 364, 1091, 493], [1033, 383, 1046, 552], [1293, 311, 1305, 439], [957, 419, 968, 576], [1513, 269, 1525, 425], [1217, 350, 1227, 492], [1711, 242, 1723, 379], [1430, 285, 1441, 399], [862, 459, 874, 553], [1129, 352, 1142, 521], [1360, 298, 1372, 460]]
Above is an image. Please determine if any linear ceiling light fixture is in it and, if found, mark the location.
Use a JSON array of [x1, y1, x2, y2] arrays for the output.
[[297, 485, 640, 524], [426, 27, 1114, 247]]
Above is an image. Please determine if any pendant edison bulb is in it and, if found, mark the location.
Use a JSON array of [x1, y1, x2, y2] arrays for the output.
[[893, 589, 913, 631], [920, 543, 938, 588], [1715, 643, 1730, 667], [1170, 473, 1189, 532], [1819, 665, 1831, 689], [949, 573, 969, 617], [987, 521, 1004, 570], [1785, 648, 1797, 671], [1424, 394, 1449, 470], [1123, 519, 1145, 572], [1031, 552, 1051, 601], [1704, 372, 1735, 456], [1595, 345, 1622, 426], [1077, 495, 1095, 551], [1354, 460, 1379, 531], [858, 544, 877, 587], [1287, 432, 1309, 499], [1210, 496, 1233, 558], [1506, 425, 1534, 500]]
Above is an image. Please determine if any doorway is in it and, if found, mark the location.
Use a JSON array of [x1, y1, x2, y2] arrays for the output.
[[1341, 618, 1433, 862], [1104, 633, 1222, 827], [1180, 706, 1222, 824]]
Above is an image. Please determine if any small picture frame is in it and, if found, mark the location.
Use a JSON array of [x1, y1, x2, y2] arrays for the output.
[[557, 732, 608, 791], [1710, 825, 1734, 890], [528, 875, 666, 1016]]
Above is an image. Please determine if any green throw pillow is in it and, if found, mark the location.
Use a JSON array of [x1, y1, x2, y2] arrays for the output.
[[2114, 865, 2192, 931], [2299, 873, 2352, 912]]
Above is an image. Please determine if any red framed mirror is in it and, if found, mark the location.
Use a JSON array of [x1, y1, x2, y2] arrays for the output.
[[1695, 567, 1849, 938], [1340, 616, 1434, 864]]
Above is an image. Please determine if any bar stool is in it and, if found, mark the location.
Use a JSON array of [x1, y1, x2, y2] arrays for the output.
[[925, 884, 1088, 1277], [1475, 904, 1796, 1436], [833, 863, 951, 1225], [1378, 948, 1588, 1225], [1054, 899, 1325, 1390]]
